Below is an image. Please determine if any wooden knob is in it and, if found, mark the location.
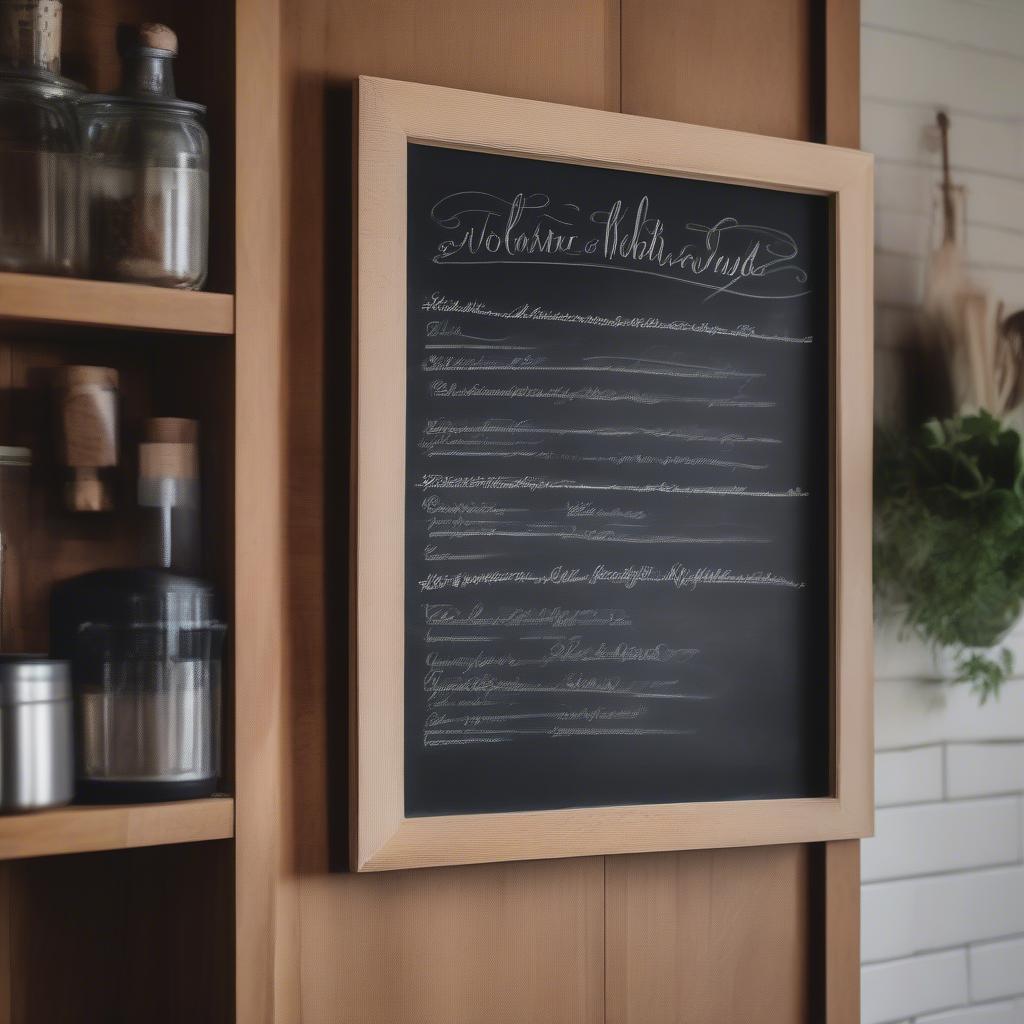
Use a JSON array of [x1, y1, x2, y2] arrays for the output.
[[137, 21, 177, 54]]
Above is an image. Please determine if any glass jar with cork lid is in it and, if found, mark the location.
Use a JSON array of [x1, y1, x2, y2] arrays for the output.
[[78, 23, 208, 289], [0, 0, 84, 276]]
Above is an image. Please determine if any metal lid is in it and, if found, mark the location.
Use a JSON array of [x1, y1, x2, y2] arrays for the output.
[[0, 655, 70, 705], [51, 569, 221, 638], [0, 445, 30, 466]]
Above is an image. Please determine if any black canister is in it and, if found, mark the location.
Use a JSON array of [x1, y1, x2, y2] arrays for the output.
[[50, 568, 225, 803]]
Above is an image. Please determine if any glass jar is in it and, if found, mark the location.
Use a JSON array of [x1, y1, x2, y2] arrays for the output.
[[78, 25, 208, 289], [0, 1, 83, 276]]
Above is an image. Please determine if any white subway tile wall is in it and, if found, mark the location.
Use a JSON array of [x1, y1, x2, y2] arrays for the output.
[[863, 0, 1024, 1021], [947, 745, 1024, 800], [970, 939, 1024, 1003], [862, 867, 1024, 963], [862, 952, 970, 1024], [862, 799, 1022, 883], [918, 1002, 1024, 1024], [875, 747, 945, 808]]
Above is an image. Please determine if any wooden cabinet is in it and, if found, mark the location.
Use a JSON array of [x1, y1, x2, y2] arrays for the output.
[[0, 2, 237, 1020], [239, 1, 865, 1024], [0, 1, 865, 1021]]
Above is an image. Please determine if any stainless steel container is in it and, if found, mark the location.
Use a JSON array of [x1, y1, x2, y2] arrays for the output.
[[50, 569, 225, 803], [0, 655, 73, 812]]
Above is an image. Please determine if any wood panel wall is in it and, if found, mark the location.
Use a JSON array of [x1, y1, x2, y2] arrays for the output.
[[238, 1, 863, 1021]]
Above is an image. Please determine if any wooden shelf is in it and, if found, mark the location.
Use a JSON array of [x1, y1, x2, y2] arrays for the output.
[[0, 273, 234, 335], [0, 797, 234, 861]]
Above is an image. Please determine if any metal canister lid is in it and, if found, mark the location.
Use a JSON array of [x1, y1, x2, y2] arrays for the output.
[[0, 446, 30, 466], [0, 655, 70, 705]]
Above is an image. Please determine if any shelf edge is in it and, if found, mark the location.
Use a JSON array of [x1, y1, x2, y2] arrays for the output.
[[0, 797, 235, 861], [0, 273, 235, 335]]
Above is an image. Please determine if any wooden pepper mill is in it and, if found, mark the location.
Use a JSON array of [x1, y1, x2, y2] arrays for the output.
[[54, 365, 119, 512]]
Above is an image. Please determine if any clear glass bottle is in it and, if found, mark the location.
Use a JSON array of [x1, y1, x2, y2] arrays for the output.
[[78, 23, 208, 289], [0, 1, 83, 276]]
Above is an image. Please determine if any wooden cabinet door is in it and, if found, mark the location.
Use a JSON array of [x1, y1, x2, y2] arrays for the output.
[[233, 1, 864, 1021]]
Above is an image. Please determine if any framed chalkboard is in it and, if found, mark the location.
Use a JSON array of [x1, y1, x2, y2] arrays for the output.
[[351, 76, 873, 872]]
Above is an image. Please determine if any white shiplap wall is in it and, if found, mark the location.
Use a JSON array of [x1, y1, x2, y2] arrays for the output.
[[863, 2, 1024, 1023]]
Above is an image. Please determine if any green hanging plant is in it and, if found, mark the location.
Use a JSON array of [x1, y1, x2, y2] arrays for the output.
[[874, 410, 1024, 703]]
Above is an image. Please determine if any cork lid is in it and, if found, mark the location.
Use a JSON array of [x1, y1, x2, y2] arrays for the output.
[[0, 0, 63, 75], [144, 417, 198, 443], [54, 365, 118, 389], [139, 441, 198, 480], [137, 21, 177, 54]]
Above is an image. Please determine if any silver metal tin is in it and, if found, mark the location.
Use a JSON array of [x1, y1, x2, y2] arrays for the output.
[[0, 655, 73, 811]]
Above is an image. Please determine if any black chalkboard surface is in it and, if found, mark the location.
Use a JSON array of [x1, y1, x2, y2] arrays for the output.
[[404, 142, 831, 818]]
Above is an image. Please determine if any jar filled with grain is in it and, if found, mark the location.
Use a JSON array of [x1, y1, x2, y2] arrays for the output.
[[78, 23, 208, 289], [0, 1, 84, 276]]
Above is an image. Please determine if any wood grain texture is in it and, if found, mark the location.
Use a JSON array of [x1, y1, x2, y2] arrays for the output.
[[264, 1, 620, 1021], [0, 867, 10, 1024], [0, 273, 233, 334], [257, 2, 870, 1023], [0, 798, 233, 861], [8, 841, 233, 1024], [606, 846, 811, 1024], [822, 4, 866, 1016], [823, 841, 861, 1024], [234, 0, 286, 1022], [621, 0, 813, 139], [298, 857, 605, 1024], [323, 0, 620, 111], [824, 0, 861, 148]]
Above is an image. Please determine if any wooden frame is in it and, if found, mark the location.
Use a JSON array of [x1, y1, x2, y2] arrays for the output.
[[352, 75, 873, 873]]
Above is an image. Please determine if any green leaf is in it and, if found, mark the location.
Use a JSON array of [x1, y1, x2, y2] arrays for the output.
[[875, 410, 1024, 706]]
